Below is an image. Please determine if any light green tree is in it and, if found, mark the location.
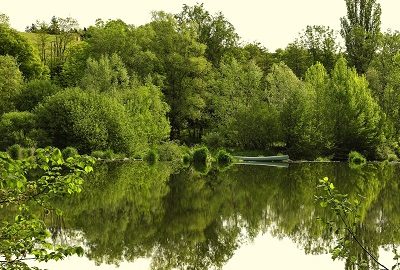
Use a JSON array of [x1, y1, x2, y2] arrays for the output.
[[267, 62, 316, 158], [0, 55, 23, 115], [117, 83, 171, 146], [206, 58, 277, 149], [80, 53, 130, 92], [60, 42, 90, 87], [304, 62, 334, 155], [0, 147, 94, 270], [328, 57, 385, 158]]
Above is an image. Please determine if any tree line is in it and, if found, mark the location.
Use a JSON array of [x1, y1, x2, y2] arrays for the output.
[[0, 0, 399, 160]]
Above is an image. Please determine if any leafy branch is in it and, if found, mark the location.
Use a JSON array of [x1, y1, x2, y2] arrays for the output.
[[0, 147, 95, 269], [315, 177, 397, 270]]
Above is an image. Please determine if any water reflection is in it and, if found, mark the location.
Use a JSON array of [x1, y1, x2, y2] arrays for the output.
[[53, 162, 400, 269]]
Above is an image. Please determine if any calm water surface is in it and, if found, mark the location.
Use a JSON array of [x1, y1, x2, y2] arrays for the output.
[[31, 162, 400, 269]]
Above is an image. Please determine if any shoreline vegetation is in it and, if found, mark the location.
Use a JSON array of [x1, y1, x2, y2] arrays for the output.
[[0, 1, 400, 163]]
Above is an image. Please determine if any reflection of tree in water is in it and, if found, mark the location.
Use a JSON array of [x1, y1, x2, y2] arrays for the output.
[[56, 161, 400, 269], [59, 161, 173, 265], [151, 168, 242, 270]]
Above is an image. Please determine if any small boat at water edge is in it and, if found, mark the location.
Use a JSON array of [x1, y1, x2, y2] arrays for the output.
[[235, 161, 289, 168], [234, 155, 289, 162]]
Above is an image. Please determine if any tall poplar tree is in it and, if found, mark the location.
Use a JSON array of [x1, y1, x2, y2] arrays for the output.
[[340, 0, 381, 74]]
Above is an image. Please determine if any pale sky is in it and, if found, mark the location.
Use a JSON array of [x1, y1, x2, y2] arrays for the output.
[[2, 0, 400, 51]]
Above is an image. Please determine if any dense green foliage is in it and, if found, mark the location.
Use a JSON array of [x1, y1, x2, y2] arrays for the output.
[[0, 1, 399, 160], [0, 24, 46, 79], [216, 149, 233, 166], [192, 146, 210, 165], [340, 0, 382, 74], [35, 88, 141, 155], [0, 147, 95, 269], [0, 55, 23, 115], [348, 150, 367, 164], [16, 79, 61, 112], [0, 111, 44, 149]]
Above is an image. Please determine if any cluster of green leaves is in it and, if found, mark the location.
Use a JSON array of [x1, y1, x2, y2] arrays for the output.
[[316, 176, 398, 270], [0, 147, 95, 269]]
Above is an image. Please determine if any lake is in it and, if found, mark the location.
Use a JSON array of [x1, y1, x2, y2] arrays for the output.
[[30, 161, 400, 270]]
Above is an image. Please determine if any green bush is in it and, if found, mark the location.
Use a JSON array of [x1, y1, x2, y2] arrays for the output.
[[157, 141, 184, 162], [16, 79, 60, 111], [145, 149, 159, 164], [0, 111, 43, 150], [193, 146, 210, 166], [216, 149, 233, 167], [7, 144, 22, 160], [348, 151, 366, 165], [62, 147, 79, 159], [35, 88, 141, 156]]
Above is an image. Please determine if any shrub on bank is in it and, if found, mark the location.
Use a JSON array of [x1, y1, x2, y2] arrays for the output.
[[7, 144, 22, 160], [157, 141, 184, 162], [0, 111, 48, 150], [193, 146, 210, 166], [35, 88, 141, 156], [216, 149, 233, 167], [348, 151, 366, 165], [145, 149, 158, 164]]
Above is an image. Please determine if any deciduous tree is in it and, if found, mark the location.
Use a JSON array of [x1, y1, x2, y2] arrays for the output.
[[340, 0, 381, 74], [0, 24, 46, 79], [0, 55, 23, 114]]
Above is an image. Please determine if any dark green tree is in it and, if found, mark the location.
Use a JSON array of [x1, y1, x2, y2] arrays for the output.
[[0, 111, 48, 149], [175, 3, 239, 66], [340, 0, 381, 74], [0, 24, 46, 79], [241, 42, 278, 75], [275, 44, 313, 78], [16, 79, 61, 112], [297, 25, 341, 73], [148, 12, 212, 141]]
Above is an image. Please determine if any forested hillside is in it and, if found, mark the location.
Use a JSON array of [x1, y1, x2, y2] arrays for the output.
[[1, 0, 399, 160]]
